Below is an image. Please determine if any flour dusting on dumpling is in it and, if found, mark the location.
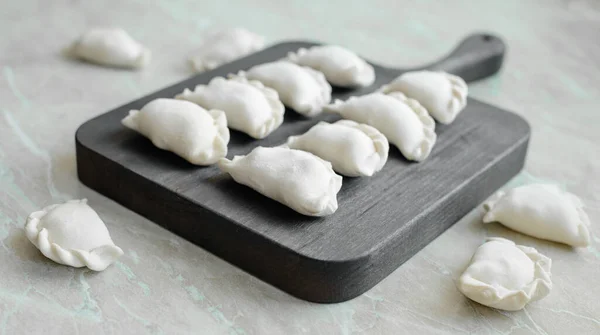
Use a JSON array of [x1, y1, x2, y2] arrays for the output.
[[176, 75, 284, 139], [324, 92, 436, 161], [25, 199, 123, 271], [218, 147, 342, 216], [286, 45, 375, 87], [379, 71, 467, 124], [237, 61, 331, 117], [285, 120, 388, 177], [67, 27, 151, 69], [458, 237, 552, 311], [122, 98, 229, 165], [189, 27, 264, 72], [483, 183, 591, 247]]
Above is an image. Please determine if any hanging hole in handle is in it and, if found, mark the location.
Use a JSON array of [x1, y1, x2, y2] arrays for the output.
[[482, 34, 493, 41]]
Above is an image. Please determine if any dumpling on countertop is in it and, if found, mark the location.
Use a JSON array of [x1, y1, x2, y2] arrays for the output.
[[483, 183, 591, 247], [189, 27, 264, 73], [66, 27, 151, 69], [458, 237, 552, 311], [25, 199, 123, 271]]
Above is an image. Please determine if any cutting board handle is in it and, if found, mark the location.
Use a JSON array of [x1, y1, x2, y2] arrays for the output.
[[419, 33, 506, 83]]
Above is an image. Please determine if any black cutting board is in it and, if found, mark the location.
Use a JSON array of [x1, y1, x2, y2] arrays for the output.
[[76, 33, 530, 303]]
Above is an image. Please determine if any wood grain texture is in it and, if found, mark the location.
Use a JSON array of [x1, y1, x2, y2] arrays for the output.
[[75, 35, 529, 303]]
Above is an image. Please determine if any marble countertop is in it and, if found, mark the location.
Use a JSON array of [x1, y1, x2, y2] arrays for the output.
[[1, 0, 599, 334]]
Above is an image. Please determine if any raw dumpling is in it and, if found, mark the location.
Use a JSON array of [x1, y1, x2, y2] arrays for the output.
[[25, 199, 124, 271], [218, 146, 342, 216], [285, 120, 388, 177], [237, 61, 331, 116], [458, 237, 552, 311], [122, 98, 229, 165], [175, 75, 284, 139], [483, 184, 591, 247], [285, 45, 375, 87], [379, 71, 467, 124], [324, 92, 436, 161], [67, 27, 151, 69], [189, 27, 264, 72]]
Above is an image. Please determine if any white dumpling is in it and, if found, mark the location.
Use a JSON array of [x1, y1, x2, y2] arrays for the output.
[[324, 92, 436, 161], [379, 71, 468, 124], [25, 199, 124, 271], [285, 45, 375, 87], [189, 27, 264, 72], [67, 27, 151, 69], [483, 184, 591, 247], [285, 120, 388, 177], [175, 75, 284, 139], [458, 237, 552, 311], [238, 61, 332, 116], [122, 98, 229, 165], [218, 147, 342, 216]]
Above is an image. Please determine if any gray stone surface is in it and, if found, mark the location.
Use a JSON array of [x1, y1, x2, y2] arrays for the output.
[[1, 0, 599, 334]]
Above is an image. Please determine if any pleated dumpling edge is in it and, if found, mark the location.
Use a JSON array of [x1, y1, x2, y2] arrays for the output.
[[189, 27, 265, 73], [175, 75, 284, 139], [66, 27, 151, 69], [285, 120, 389, 177], [25, 199, 124, 271], [379, 71, 468, 124], [218, 147, 342, 217], [482, 183, 591, 247], [285, 45, 375, 87], [237, 61, 332, 117], [458, 237, 552, 311], [122, 98, 229, 165], [324, 92, 436, 162]]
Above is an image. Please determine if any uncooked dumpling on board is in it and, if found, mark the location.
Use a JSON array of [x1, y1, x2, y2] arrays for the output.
[[189, 27, 264, 72], [379, 71, 468, 124], [483, 184, 591, 247], [25, 199, 124, 271], [67, 27, 151, 69], [175, 75, 284, 139], [218, 146, 342, 216], [122, 98, 229, 165], [285, 120, 388, 177], [324, 92, 436, 161], [285, 45, 375, 87], [237, 61, 332, 117], [458, 237, 552, 311]]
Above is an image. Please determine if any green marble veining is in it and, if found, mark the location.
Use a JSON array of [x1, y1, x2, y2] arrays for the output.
[[2, 67, 31, 109], [0, 0, 599, 334], [115, 261, 152, 297]]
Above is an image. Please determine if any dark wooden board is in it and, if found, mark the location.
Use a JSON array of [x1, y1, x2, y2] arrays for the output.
[[75, 33, 530, 303]]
